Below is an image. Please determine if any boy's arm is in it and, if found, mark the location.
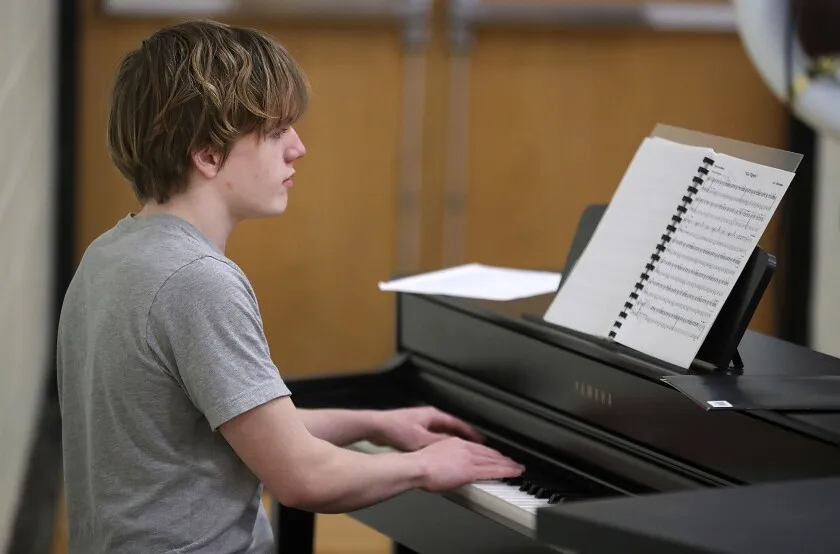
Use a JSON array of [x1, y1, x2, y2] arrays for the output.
[[297, 406, 485, 451], [295, 408, 380, 446], [220, 395, 523, 513], [147, 259, 522, 512]]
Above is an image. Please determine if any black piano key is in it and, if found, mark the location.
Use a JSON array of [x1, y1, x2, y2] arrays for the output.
[[535, 488, 553, 499], [529, 471, 614, 499], [551, 493, 591, 504], [485, 454, 620, 506]]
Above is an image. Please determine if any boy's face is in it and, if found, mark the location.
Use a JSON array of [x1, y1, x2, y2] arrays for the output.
[[211, 126, 306, 220]]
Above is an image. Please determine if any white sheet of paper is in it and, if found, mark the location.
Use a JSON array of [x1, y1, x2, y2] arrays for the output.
[[378, 263, 562, 301]]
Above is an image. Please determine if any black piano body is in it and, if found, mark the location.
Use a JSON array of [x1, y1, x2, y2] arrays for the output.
[[275, 290, 840, 554]]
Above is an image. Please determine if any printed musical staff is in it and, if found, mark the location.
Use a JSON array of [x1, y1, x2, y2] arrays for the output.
[[542, 135, 797, 369], [612, 146, 796, 368]]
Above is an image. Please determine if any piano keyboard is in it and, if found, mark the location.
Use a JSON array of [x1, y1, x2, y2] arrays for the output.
[[347, 441, 616, 534], [456, 478, 554, 530]]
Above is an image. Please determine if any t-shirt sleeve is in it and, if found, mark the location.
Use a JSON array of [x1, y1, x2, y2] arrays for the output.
[[146, 256, 290, 430]]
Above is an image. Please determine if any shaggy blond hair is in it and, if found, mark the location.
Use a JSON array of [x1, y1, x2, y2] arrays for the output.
[[107, 19, 309, 204]]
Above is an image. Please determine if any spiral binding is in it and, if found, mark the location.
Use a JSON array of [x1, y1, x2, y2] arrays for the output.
[[607, 155, 715, 340]]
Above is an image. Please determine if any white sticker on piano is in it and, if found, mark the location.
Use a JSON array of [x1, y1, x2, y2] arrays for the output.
[[707, 400, 733, 408]]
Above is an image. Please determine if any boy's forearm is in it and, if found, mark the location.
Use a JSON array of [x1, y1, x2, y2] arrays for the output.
[[222, 397, 421, 514], [296, 408, 380, 446], [289, 410, 431, 513], [293, 444, 427, 513]]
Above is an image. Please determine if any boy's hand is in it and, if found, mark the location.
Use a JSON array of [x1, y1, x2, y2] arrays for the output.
[[413, 437, 524, 492], [369, 406, 485, 452]]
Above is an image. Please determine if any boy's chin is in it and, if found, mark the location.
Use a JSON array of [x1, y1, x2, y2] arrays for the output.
[[241, 196, 288, 219], [237, 194, 289, 220]]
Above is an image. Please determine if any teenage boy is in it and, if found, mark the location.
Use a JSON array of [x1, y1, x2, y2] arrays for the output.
[[56, 19, 523, 554]]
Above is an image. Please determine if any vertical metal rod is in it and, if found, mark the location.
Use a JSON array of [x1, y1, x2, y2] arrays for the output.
[[441, 0, 474, 267], [441, 52, 471, 267], [395, 0, 432, 275], [396, 50, 427, 275]]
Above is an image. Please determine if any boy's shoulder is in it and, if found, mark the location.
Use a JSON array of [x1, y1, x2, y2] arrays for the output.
[[68, 213, 253, 316], [87, 213, 242, 280]]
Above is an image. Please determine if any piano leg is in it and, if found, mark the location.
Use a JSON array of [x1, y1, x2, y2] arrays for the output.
[[274, 503, 315, 554], [273, 503, 418, 554]]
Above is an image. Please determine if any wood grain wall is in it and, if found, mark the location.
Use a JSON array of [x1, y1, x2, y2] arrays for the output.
[[77, 0, 789, 382]]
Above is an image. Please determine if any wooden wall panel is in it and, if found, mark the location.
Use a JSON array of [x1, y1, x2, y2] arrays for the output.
[[458, 29, 788, 335], [78, 0, 406, 376], [77, 0, 789, 386]]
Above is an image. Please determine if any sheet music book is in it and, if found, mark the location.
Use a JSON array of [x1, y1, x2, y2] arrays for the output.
[[543, 130, 798, 369]]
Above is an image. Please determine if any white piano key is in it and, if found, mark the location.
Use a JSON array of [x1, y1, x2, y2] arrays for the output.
[[465, 480, 551, 525]]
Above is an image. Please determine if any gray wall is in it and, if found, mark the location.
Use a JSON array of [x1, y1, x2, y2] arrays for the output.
[[0, 0, 58, 550], [811, 135, 840, 357]]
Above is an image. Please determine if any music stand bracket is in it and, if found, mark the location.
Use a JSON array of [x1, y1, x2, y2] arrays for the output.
[[542, 204, 775, 375], [692, 246, 775, 374]]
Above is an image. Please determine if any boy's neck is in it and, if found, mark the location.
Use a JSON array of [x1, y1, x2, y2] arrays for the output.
[[136, 191, 236, 253]]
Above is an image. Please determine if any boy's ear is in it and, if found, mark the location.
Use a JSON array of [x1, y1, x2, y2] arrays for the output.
[[191, 146, 223, 179]]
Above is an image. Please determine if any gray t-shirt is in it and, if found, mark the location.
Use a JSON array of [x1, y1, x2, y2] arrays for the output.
[[57, 213, 291, 553]]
